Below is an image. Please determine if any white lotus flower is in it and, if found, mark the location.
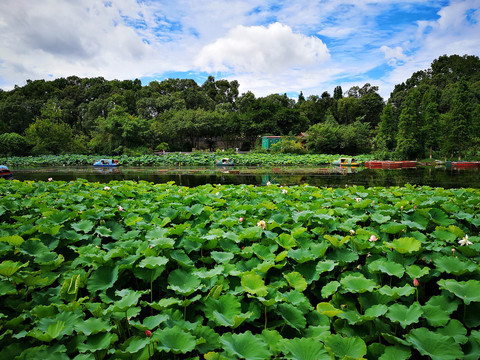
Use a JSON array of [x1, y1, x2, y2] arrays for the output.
[[458, 235, 473, 246], [257, 220, 266, 229]]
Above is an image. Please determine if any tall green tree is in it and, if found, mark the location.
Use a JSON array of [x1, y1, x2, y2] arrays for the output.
[[395, 88, 422, 159], [421, 88, 440, 158]]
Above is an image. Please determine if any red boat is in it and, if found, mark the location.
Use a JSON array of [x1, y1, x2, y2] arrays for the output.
[[0, 165, 13, 179], [446, 161, 480, 168], [365, 161, 417, 169]]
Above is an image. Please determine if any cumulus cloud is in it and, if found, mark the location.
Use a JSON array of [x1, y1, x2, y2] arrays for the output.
[[380, 46, 408, 65], [195, 22, 330, 74]]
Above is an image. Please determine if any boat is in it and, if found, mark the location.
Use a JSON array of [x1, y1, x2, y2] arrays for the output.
[[0, 165, 13, 179], [332, 158, 361, 166], [215, 158, 234, 166], [445, 161, 480, 169], [93, 159, 119, 167], [365, 160, 417, 169]]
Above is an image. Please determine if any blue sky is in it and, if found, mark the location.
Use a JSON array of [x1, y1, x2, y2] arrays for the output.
[[0, 0, 479, 100]]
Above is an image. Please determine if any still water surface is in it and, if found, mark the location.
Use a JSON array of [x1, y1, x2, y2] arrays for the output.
[[9, 166, 480, 188]]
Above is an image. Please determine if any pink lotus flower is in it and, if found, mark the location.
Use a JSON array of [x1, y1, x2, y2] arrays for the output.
[[48, 177, 53, 182], [118, 205, 124, 211], [369, 235, 378, 242], [145, 329, 152, 337], [239, 217, 244, 222], [413, 278, 419, 287]]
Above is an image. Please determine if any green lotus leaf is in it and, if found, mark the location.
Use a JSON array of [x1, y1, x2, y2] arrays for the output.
[[193, 324, 220, 354], [77, 332, 119, 353], [324, 334, 367, 359], [368, 258, 405, 278], [338, 308, 362, 325], [15, 344, 69, 360], [391, 237, 421, 254], [405, 264, 430, 279], [378, 284, 415, 299], [28, 321, 66, 342], [71, 220, 94, 234], [261, 329, 284, 357], [371, 212, 391, 224], [429, 208, 455, 226], [316, 260, 337, 274], [276, 233, 297, 250], [321, 281, 340, 298], [281, 337, 330, 360], [422, 304, 450, 327], [204, 294, 243, 327], [0, 279, 17, 295], [36, 311, 83, 337], [324, 234, 349, 248], [316, 302, 343, 317], [240, 226, 263, 240], [425, 294, 460, 314], [220, 331, 271, 360], [241, 273, 268, 297], [278, 303, 306, 330], [124, 337, 150, 353], [110, 289, 143, 311], [145, 297, 182, 310], [125, 214, 143, 227], [379, 345, 411, 360], [328, 248, 359, 265], [284, 271, 307, 292], [432, 229, 457, 242], [138, 256, 168, 269], [210, 251, 235, 263], [36, 224, 63, 235], [433, 256, 477, 276], [364, 304, 389, 320], [386, 303, 422, 328], [204, 352, 228, 360], [406, 327, 463, 360], [154, 326, 196, 354], [340, 274, 378, 293], [437, 320, 468, 345], [87, 265, 119, 293], [170, 250, 194, 267], [380, 222, 407, 234], [94, 226, 112, 237], [74, 318, 113, 336], [438, 279, 480, 305], [189, 203, 204, 216], [0, 260, 28, 277], [0, 235, 24, 246], [167, 268, 201, 296]]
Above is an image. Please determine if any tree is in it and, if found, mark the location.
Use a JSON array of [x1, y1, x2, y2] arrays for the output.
[[395, 88, 423, 159], [333, 86, 343, 100], [25, 100, 75, 154], [0, 133, 29, 156], [376, 103, 397, 151], [421, 88, 440, 158]]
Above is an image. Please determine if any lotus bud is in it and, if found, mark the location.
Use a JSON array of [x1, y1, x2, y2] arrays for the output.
[[451, 248, 455, 254], [239, 217, 244, 223], [369, 235, 378, 242], [413, 278, 419, 287], [145, 329, 152, 337], [350, 229, 355, 235]]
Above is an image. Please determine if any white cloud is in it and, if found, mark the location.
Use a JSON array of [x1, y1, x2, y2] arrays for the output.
[[195, 22, 330, 74]]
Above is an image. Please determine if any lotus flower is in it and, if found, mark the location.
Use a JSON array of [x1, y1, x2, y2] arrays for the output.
[[355, 197, 362, 202], [350, 230, 355, 235], [104, 186, 111, 190], [266, 181, 271, 186], [458, 235, 473, 246], [413, 278, 419, 287], [145, 329, 152, 337], [239, 217, 244, 222], [369, 235, 378, 242], [282, 189, 288, 194], [118, 205, 124, 211], [257, 220, 266, 229], [48, 177, 53, 182]]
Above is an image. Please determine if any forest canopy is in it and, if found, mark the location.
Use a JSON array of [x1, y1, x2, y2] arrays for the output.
[[0, 54, 479, 159]]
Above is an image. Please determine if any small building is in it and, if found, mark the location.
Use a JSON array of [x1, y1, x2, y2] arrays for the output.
[[262, 136, 282, 150]]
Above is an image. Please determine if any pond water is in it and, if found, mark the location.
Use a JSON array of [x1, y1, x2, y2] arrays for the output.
[[7, 165, 480, 188]]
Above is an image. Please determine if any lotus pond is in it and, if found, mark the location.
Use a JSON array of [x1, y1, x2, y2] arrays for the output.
[[1, 179, 480, 359], [9, 165, 480, 188]]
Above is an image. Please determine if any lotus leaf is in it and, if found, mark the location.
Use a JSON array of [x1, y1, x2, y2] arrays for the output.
[[321, 281, 340, 298], [87, 265, 119, 293], [391, 237, 421, 254], [317, 302, 343, 317], [406, 327, 464, 360], [281, 337, 330, 360], [433, 256, 477, 276], [154, 325, 196, 354], [324, 334, 367, 359], [167, 268, 201, 296], [368, 258, 405, 278], [386, 303, 422, 328], [340, 274, 378, 293], [381, 222, 407, 234], [0, 260, 28, 277], [422, 304, 451, 327], [0, 235, 24, 246], [378, 345, 411, 360], [278, 303, 306, 330], [241, 273, 268, 297], [138, 256, 168, 269], [16, 344, 69, 360], [364, 304, 388, 319], [59, 274, 80, 301], [438, 279, 480, 304], [324, 234, 349, 248], [437, 320, 468, 344], [276, 233, 297, 249], [284, 271, 307, 292], [77, 332, 119, 353], [74, 318, 114, 336], [204, 294, 246, 327], [371, 212, 391, 224], [124, 337, 150, 353], [220, 331, 270, 360], [405, 264, 430, 279]]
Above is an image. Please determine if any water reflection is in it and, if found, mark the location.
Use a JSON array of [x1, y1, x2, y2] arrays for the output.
[[8, 165, 480, 188]]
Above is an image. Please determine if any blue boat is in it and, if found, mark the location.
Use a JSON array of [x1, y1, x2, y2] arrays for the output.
[[93, 159, 119, 167], [0, 165, 13, 179]]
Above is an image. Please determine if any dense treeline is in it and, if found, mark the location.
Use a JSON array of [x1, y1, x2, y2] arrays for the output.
[[0, 54, 479, 159]]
